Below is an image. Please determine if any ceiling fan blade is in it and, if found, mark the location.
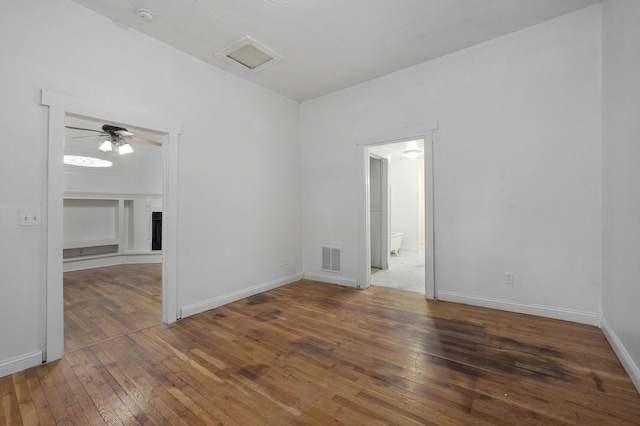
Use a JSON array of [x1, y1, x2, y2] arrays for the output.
[[67, 124, 161, 146], [65, 125, 104, 133], [132, 136, 162, 146], [71, 133, 109, 139], [114, 129, 134, 137]]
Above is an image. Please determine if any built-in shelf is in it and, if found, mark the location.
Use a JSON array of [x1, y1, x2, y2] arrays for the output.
[[63, 193, 162, 271]]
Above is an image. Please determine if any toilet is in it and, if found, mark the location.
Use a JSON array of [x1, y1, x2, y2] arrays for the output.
[[389, 232, 404, 255]]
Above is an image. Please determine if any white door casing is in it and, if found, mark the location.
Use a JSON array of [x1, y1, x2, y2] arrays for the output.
[[358, 121, 438, 298], [41, 89, 181, 362]]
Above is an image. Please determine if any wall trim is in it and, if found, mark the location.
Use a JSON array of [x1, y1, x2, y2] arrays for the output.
[[180, 273, 304, 319], [601, 316, 640, 393], [399, 247, 421, 254], [42, 88, 182, 363], [123, 253, 162, 264], [64, 191, 163, 199], [63, 255, 123, 272], [304, 273, 360, 288], [63, 253, 162, 272], [357, 121, 438, 299], [0, 351, 42, 378], [437, 291, 599, 326]]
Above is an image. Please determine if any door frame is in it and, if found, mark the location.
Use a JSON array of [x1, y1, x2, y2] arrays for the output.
[[358, 121, 438, 298], [41, 89, 182, 362]]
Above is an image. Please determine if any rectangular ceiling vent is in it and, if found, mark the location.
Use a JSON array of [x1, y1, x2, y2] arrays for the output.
[[214, 35, 283, 73], [322, 246, 342, 274]]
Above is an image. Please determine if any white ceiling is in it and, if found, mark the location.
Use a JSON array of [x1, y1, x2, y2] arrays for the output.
[[68, 0, 599, 102]]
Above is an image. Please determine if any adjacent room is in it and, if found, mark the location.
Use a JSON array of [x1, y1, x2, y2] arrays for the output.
[[369, 139, 427, 294], [62, 116, 165, 351], [1, 0, 639, 423]]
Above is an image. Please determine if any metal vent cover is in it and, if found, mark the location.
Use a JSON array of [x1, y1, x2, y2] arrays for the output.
[[214, 35, 283, 73], [321, 246, 342, 273]]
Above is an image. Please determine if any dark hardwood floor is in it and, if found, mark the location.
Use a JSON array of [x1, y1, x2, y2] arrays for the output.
[[1, 265, 639, 424]]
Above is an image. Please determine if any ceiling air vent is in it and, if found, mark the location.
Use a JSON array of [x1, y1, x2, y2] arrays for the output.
[[322, 246, 342, 274], [214, 35, 283, 73]]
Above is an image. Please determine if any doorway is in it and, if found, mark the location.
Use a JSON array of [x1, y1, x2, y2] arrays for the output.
[[62, 115, 165, 352], [369, 139, 425, 294], [358, 121, 437, 298], [42, 89, 181, 362]]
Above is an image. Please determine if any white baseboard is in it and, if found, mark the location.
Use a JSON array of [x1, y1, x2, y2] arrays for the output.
[[437, 291, 599, 326], [0, 351, 42, 378], [123, 253, 162, 264], [63, 255, 123, 272], [601, 316, 640, 393], [303, 273, 360, 288], [398, 247, 420, 254], [63, 253, 162, 272], [180, 273, 304, 319]]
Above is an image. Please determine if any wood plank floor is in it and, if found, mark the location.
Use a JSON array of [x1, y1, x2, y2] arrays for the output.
[[2, 266, 640, 425], [63, 264, 163, 352]]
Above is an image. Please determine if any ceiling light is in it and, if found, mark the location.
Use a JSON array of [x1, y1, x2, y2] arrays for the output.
[[97, 137, 135, 154], [403, 149, 422, 159], [118, 143, 134, 154], [64, 155, 113, 168], [99, 139, 113, 152], [136, 8, 155, 22]]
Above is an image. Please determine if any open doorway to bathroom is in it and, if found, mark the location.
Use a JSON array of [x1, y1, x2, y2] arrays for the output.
[[368, 139, 426, 294], [358, 121, 436, 298]]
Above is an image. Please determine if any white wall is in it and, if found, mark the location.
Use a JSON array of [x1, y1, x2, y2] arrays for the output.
[[389, 157, 422, 253], [0, 0, 301, 375], [601, 0, 640, 391], [301, 5, 602, 324]]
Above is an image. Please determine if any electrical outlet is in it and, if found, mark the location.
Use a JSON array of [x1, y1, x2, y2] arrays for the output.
[[19, 210, 41, 226], [280, 256, 288, 267], [505, 272, 514, 286]]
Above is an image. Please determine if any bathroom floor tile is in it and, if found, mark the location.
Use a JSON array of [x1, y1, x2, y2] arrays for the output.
[[370, 251, 425, 294]]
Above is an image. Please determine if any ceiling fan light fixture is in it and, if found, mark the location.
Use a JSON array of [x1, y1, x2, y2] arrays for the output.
[[99, 139, 113, 152], [119, 143, 134, 155], [403, 149, 422, 159]]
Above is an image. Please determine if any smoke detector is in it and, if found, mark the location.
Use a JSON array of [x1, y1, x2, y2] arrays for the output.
[[136, 8, 155, 22], [215, 36, 283, 73]]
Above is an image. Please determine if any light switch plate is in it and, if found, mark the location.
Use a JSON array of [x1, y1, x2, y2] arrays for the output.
[[19, 210, 42, 226]]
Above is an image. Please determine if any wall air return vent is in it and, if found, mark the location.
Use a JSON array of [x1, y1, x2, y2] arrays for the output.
[[214, 35, 283, 73], [321, 246, 342, 274]]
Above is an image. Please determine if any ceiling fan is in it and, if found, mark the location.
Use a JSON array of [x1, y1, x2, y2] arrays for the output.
[[66, 124, 161, 154]]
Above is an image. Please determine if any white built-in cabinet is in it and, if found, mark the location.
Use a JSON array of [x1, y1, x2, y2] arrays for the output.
[[63, 194, 162, 271]]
